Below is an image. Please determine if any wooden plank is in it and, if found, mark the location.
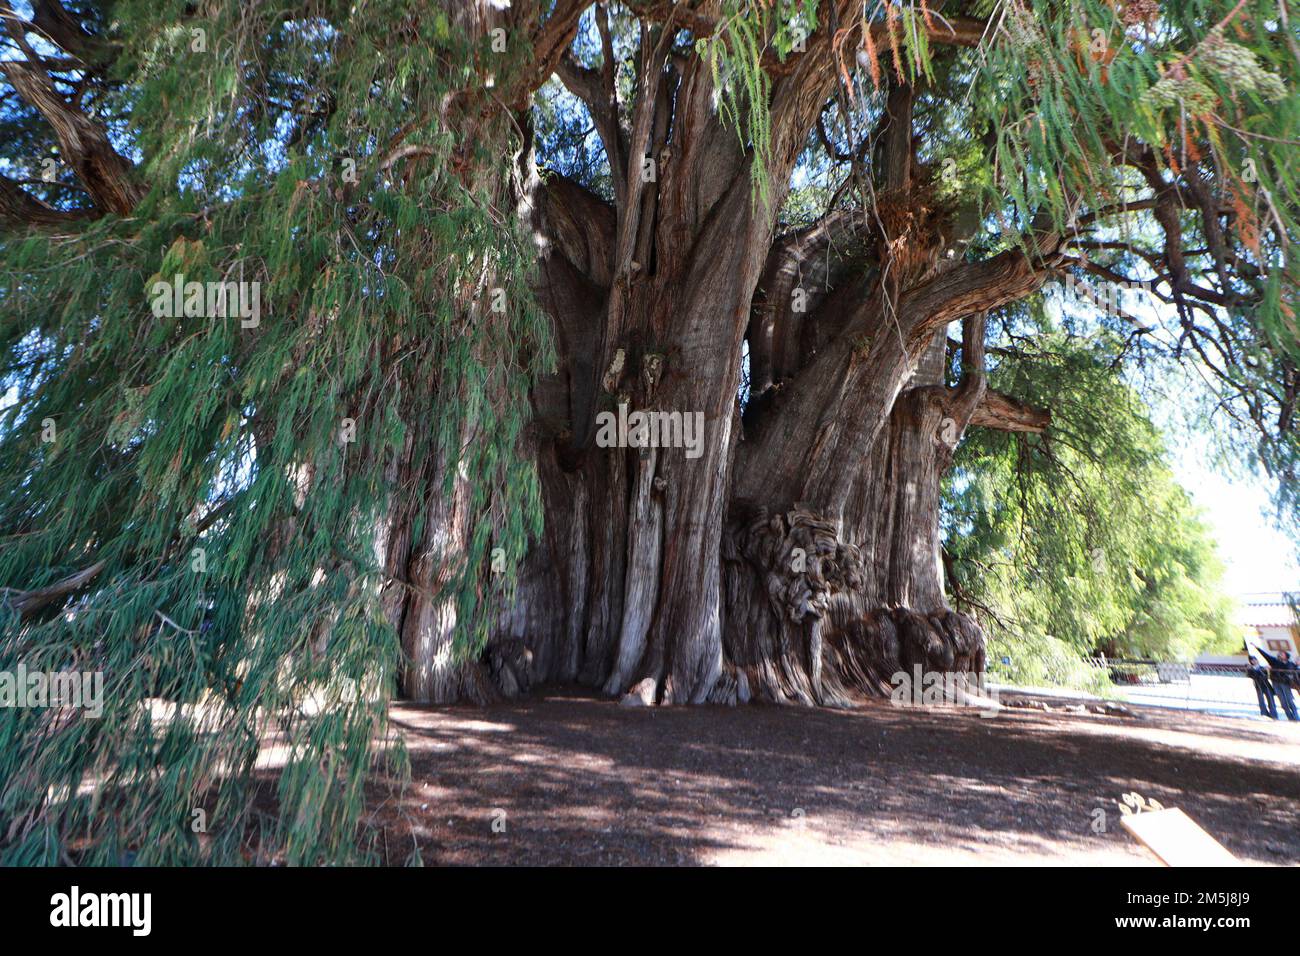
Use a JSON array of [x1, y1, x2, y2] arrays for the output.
[[1119, 808, 1239, 867]]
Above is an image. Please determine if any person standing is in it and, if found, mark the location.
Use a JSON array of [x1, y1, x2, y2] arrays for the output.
[[1246, 647, 1278, 719], [1258, 647, 1299, 721]]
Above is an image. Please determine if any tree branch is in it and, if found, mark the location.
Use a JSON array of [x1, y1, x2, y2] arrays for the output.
[[556, 50, 628, 203], [0, 171, 95, 226], [515, 0, 591, 106], [2, 561, 105, 620], [968, 390, 1051, 434], [0, 58, 141, 215]]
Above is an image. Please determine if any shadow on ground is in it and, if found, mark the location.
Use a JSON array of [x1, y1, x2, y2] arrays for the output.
[[366, 688, 1300, 866]]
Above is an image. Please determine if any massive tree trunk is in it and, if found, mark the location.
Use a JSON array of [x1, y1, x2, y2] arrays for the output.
[[388, 4, 1059, 707]]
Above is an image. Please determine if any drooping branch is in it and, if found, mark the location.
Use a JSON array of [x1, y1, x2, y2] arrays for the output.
[[1061, 136, 1293, 452], [627, 0, 987, 77]]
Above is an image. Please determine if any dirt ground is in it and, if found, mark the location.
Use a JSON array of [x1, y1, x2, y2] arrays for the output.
[[365, 689, 1300, 866]]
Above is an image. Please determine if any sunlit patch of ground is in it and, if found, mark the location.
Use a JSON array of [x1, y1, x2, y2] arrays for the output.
[[366, 690, 1300, 866]]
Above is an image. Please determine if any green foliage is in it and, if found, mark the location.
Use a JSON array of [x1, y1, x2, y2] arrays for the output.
[[983, 629, 1115, 695], [946, 319, 1239, 685], [0, 1, 549, 863], [965, 1, 1300, 523]]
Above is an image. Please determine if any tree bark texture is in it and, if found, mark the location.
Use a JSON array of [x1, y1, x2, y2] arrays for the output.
[[389, 9, 1059, 706]]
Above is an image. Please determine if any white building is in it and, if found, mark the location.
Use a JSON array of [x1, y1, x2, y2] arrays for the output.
[[1238, 592, 1299, 657]]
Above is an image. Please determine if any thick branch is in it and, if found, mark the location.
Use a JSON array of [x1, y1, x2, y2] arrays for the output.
[[898, 232, 1062, 351], [949, 309, 988, 423], [556, 54, 628, 205], [2, 561, 105, 619], [0, 59, 141, 215], [0, 171, 95, 226], [556, 5, 627, 201], [969, 390, 1051, 433], [29, 0, 111, 65], [516, 0, 590, 106]]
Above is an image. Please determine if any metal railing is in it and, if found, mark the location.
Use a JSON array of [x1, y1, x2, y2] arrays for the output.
[[1082, 657, 1193, 685], [1078, 657, 1299, 718]]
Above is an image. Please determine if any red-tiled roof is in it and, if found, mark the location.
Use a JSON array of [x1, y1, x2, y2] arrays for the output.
[[1236, 593, 1298, 628]]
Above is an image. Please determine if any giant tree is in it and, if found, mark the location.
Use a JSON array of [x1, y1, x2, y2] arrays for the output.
[[484, 0, 1299, 707], [1, 0, 1297, 861]]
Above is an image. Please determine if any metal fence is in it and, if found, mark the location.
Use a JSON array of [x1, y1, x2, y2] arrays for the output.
[[1079, 657, 1297, 719], [1083, 658, 1197, 685]]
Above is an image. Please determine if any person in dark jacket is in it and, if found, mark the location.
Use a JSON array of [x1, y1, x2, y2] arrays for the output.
[[1246, 647, 1278, 719], [1257, 647, 1299, 721]]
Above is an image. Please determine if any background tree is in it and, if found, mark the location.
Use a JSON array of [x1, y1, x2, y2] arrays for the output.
[[1, 0, 1297, 862], [944, 320, 1239, 686]]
